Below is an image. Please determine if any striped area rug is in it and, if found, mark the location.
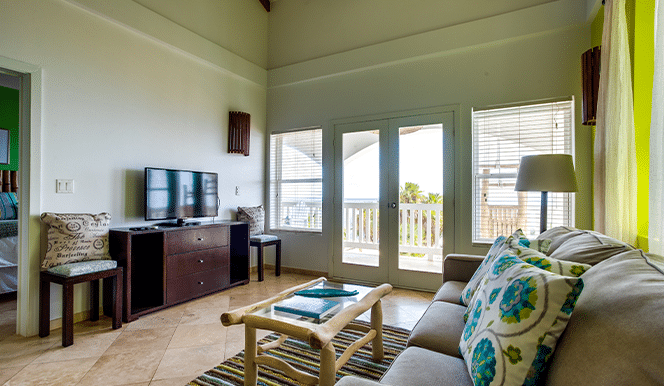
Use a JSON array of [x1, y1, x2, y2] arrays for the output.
[[189, 321, 410, 386]]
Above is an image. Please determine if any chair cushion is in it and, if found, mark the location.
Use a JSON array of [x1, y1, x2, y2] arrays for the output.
[[459, 252, 584, 386], [237, 205, 265, 236], [47, 260, 117, 277], [40, 212, 112, 269], [380, 347, 473, 386], [250, 234, 279, 243], [407, 301, 466, 358]]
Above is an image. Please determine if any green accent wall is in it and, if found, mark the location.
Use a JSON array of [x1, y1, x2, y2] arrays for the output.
[[0, 86, 19, 172], [589, 1, 654, 250], [634, 0, 655, 251]]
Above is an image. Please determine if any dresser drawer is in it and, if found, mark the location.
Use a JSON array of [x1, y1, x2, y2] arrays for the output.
[[167, 246, 229, 279], [166, 226, 229, 255], [167, 266, 230, 305]]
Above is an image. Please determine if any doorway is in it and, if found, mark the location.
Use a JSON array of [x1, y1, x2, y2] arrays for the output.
[[333, 107, 455, 291], [0, 70, 21, 338]]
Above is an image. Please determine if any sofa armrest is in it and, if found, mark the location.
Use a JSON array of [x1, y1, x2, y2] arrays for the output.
[[336, 376, 386, 386], [442, 254, 485, 283]]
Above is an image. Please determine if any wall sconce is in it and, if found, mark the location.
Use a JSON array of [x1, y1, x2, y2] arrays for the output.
[[581, 46, 601, 126], [228, 111, 250, 156]]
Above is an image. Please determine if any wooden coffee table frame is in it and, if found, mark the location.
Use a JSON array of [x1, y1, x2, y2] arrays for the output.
[[221, 277, 392, 386]]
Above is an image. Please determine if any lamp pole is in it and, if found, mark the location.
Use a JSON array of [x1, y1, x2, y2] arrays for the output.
[[540, 191, 548, 234]]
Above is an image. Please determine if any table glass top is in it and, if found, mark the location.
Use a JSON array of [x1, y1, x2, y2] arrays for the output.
[[248, 280, 374, 327]]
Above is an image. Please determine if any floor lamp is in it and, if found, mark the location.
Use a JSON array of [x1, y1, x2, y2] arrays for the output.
[[514, 154, 578, 234]]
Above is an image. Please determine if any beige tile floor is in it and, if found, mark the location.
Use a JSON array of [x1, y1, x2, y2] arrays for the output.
[[0, 271, 434, 386]]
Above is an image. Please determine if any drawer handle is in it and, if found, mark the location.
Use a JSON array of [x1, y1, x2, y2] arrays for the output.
[[198, 259, 204, 263], [198, 281, 204, 285], [197, 237, 204, 241]]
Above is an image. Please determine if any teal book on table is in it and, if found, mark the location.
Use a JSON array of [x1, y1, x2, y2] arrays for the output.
[[273, 297, 341, 319]]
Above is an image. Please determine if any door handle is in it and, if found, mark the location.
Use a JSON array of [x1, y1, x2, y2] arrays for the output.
[[390, 203, 397, 209]]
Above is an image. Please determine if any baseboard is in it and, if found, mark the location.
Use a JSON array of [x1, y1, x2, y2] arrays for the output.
[[48, 308, 100, 331], [250, 264, 328, 278]]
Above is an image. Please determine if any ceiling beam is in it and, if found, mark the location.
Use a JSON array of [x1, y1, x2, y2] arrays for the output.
[[259, 0, 270, 12]]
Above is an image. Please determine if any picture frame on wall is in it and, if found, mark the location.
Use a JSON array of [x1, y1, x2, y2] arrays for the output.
[[0, 128, 9, 165]]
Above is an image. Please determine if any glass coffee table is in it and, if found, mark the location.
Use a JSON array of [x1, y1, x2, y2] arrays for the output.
[[221, 277, 392, 386]]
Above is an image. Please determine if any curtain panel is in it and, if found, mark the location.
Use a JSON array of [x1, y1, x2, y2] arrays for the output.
[[594, 0, 638, 244], [650, 0, 664, 255]]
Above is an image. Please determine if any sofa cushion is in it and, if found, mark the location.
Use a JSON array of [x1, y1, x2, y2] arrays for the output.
[[460, 229, 529, 306], [433, 280, 466, 304], [407, 301, 466, 358], [380, 347, 473, 386], [40, 212, 112, 269], [536, 226, 579, 255], [459, 252, 584, 386], [543, 249, 664, 386], [548, 230, 633, 265]]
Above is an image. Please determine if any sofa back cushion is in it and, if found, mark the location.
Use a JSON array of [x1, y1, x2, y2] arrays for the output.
[[537, 226, 633, 265], [544, 250, 664, 385]]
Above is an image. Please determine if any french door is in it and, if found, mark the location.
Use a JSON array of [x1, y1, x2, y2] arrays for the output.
[[333, 108, 455, 291]]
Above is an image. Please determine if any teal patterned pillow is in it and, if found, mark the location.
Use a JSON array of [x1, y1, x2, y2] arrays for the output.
[[460, 229, 529, 306], [459, 253, 584, 386], [508, 237, 591, 277]]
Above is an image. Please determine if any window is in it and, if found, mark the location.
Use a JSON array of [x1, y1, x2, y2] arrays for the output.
[[269, 128, 323, 232], [472, 99, 574, 243]]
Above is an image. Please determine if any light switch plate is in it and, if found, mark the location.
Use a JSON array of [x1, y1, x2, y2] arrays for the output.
[[56, 179, 74, 193]]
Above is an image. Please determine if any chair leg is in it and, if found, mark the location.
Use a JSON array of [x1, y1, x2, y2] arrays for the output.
[[90, 279, 99, 322], [112, 273, 122, 330], [257, 245, 265, 282], [39, 276, 50, 338], [275, 240, 281, 277], [62, 283, 74, 347]]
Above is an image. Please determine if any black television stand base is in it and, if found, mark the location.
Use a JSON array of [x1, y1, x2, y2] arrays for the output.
[[157, 220, 201, 227]]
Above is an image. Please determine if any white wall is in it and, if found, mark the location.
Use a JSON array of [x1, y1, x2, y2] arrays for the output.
[[266, 0, 593, 275], [0, 0, 267, 333]]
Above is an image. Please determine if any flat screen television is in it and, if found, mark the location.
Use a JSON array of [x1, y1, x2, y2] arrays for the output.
[[144, 167, 219, 225]]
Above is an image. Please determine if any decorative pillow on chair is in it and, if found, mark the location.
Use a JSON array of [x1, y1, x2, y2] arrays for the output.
[[460, 229, 529, 306], [237, 205, 264, 236], [40, 212, 112, 269], [459, 252, 584, 386]]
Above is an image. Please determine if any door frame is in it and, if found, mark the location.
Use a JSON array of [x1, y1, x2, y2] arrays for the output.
[[331, 106, 457, 290], [0, 56, 43, 337]]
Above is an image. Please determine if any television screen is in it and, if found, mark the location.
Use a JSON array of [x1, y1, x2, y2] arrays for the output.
[[145, 167, 218, 222]]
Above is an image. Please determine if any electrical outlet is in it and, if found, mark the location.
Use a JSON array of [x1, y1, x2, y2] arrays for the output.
[[235, 186, 240, 196], [56, 179, 74, 193]]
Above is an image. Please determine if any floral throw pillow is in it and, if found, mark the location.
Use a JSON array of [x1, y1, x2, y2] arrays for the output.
[[459, 252, 584, 386], [40, 212, 112, 269], [460, 229, 529, 306], [507, 237, 591, 277], [237, 205, 264, 236]]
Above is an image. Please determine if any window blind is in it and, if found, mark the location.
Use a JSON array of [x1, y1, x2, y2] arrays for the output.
[[269, 128, 323, 232], [472, 99, 574, 242]]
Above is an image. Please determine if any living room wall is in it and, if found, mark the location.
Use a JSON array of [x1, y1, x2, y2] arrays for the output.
[[0, 0, 267, 334], [267, 1, 593, 274]]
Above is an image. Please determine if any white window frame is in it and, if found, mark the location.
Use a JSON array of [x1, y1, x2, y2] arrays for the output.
[[471, 98, 575, 243], [269, 127, 323, 233]]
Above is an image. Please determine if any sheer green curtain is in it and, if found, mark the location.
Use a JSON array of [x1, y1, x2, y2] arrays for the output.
[[594, 0, 638, 243]]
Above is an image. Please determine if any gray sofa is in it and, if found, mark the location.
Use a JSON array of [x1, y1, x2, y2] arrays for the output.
[[338, 227, 664, 386]]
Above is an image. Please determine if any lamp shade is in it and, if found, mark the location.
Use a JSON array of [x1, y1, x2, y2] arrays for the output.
[[514, 154, 578, 192]]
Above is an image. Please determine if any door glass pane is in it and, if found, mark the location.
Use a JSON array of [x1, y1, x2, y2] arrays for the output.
[[398, 124, 443, 273], [342, 130, 379, 267]]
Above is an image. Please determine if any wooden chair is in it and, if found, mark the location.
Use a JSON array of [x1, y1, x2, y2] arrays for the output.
[[249, 235, 281, 282], [39, 263, 123, 347]]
